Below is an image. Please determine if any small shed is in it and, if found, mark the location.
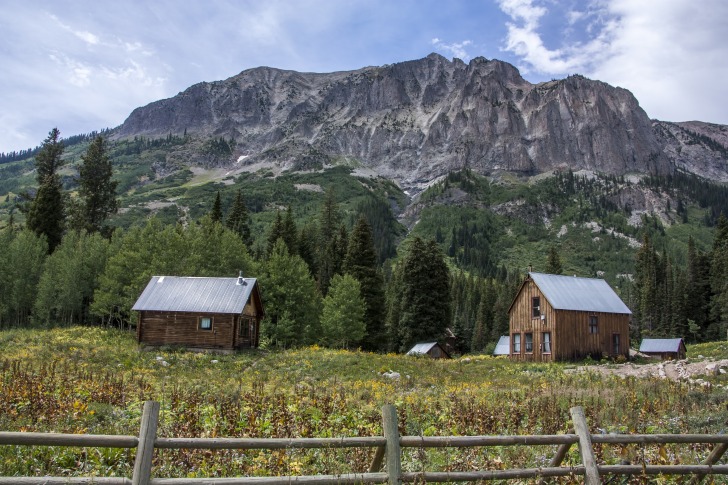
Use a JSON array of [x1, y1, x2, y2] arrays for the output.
[[132, 274, 264, 350], [639, 338, 687, 360], [406, 342, 451, 359], [493, 336, 510, 356]]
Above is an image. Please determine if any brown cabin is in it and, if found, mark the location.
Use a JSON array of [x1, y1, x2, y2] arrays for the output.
[[508, 273, 631, 362], [639, 338, 687, 360], [132, 275, 264, 350]]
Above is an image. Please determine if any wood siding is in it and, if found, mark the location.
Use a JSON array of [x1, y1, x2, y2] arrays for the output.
[[137, 284, 264, 350], [509, 278, 630, 362]]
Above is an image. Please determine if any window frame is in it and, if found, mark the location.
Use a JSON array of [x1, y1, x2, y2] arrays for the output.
[[612, 333, 621, 355], [512, 333, 521, 354], [240, 316, 254, 339], [532, 297, 541, 318], [542, 332, 552, 354], [199, 316, 213, 331], [589, 315, 598, 334], [524, 333, 533, 353]]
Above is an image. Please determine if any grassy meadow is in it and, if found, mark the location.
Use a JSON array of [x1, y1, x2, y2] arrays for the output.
[[1, 327, 727, 481]]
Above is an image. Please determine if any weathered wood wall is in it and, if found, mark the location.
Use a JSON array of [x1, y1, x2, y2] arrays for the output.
[[137, 311, 237, 349], [509, 279, 630, 362]]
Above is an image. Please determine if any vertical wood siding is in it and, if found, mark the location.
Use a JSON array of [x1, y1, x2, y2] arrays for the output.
[[509, 278, 630, 362]]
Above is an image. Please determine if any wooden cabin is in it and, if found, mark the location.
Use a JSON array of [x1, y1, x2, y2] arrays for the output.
[[508, 273, 631, 362], [132, 275, 264, 350], [406, 342, 451, 359], [639, 338, 687, 360]]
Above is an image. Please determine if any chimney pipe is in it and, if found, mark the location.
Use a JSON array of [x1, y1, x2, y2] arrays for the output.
[[237, 270, 244, 285]]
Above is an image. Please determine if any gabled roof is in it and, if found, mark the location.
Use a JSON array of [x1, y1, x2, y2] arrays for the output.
[[516, 272, 631, 314], [132, 276, 259, 314], [493, 336, 510, 355], [639, 338, 685, 353], [406, 342, 450, 357]]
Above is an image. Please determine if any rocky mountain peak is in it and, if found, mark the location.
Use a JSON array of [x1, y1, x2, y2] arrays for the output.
[[114, 54, 727, 186]]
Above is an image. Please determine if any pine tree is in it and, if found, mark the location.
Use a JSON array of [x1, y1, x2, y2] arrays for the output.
[[77, 136, 118, 234], [267, 211, 285, 257], [225, 189, 252, 248], [344, 215, 386, 351], [210, 191, 223, 223], [317, 189, 341, 295], [708, 214, 728, 339], [27, 128, 65, 252], [545, 246, 563, 274], [396, 237, 451, 351], [282, 206, 298, 255], [321, 274, 366, 348]]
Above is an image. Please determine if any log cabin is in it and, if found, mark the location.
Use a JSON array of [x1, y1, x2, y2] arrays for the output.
[[132, 274, 264, 350], [508, 272, 631, 362]]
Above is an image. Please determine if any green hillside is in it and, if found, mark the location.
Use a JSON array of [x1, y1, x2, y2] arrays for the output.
[[0, 327, 726, 478]]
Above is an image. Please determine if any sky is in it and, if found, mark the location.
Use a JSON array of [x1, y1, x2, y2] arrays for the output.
[[1, 0, 727, 153]]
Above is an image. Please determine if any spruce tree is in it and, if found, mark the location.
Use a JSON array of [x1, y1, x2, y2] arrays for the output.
[[317, 189, 341, 295], [27, 128, 65, 252], [210, 191, 223, 223], [225, 189, 252, 248], [545, 246, 563, 274], [344, 215, 386, 351], [397, 237, 451, 351], [78, 136, 118, 234], [282, 206, 298, 255]]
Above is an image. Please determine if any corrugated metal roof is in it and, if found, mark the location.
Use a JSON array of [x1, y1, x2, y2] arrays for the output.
[[132, 276, 257, 314], [493, 336, 510, 355], [530, 273, 631, 314], [639, 338, 685, 353], [407, 342, 439, 355]]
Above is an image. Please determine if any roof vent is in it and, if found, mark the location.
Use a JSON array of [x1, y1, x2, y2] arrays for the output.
[[237, 271, 244, 286], [157, 276, 165, 284]]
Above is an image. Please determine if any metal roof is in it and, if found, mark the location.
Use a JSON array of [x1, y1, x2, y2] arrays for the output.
[[639, 338, 685, 353], [406, 342, 440, 355], [493, 336, 510, 355], [529, 272, 631, 314], [132, 276, 257, 314]]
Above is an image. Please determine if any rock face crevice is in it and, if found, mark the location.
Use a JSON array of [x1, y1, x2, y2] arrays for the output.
[[115, 53, 726, 184]]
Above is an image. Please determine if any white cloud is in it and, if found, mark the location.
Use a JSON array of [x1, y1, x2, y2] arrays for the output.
[[497, 0, 728, 123], [49, 13, 100, 45], [431, 38, 473, 61]]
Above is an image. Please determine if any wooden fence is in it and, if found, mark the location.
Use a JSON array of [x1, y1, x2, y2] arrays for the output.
[[0, 401, 727, 484]]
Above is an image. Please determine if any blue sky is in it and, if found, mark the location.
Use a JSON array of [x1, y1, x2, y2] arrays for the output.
[[1, 0, 726, 152]]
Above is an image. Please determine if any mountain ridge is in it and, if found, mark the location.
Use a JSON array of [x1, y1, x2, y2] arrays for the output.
[[113, 53, 727, 186]]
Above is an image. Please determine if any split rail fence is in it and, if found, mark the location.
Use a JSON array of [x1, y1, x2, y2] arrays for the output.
[[0, 401, 726, 484]]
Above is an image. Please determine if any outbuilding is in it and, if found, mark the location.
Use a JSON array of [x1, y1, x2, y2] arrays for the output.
[[132, 274, 264, 350], [493, 336, 510, 356], [639, 338, 687, 360], [406, 342, 451, 359]]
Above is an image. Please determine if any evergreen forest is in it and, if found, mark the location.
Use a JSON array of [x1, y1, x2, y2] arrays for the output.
[[1, 128, 728, 354]]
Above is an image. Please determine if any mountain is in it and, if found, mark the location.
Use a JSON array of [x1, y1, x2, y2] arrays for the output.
[[116, 53, 722, 190]]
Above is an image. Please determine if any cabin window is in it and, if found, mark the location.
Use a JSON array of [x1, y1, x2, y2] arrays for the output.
[[199, 317, 212, 331], [589, 315, 598, 334], [512, 334, 521, 353], [532, 297, 541, 318], [612, 334, 621, 354], [524, 333, 533, 353], [542, 332, 551, 353]]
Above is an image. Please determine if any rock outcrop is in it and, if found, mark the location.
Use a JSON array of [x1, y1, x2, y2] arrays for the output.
[[115, 53, 726, 185]]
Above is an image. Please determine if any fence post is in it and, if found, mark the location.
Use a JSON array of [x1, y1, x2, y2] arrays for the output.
[[132, 400, 160, 485], [690, 442, 728, 484], [570, 406, 600, 485], [381, 404, 402, 485]]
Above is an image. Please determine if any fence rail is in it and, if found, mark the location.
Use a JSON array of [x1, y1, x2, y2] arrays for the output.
[[1, 401, 727, 485]]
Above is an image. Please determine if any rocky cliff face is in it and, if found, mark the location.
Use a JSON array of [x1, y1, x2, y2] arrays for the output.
[[653, 121, 728, 182], [116, 53, 725, 185]]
